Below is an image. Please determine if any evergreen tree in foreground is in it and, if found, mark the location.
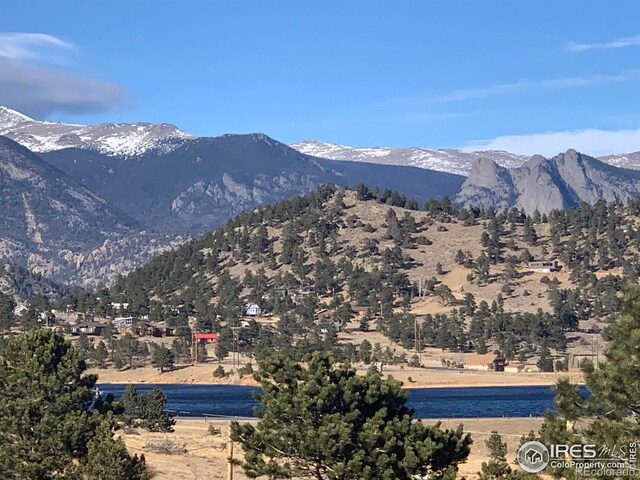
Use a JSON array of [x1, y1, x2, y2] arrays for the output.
[[541, 285, 640, 478], [0, 329, 148, 479], [230, 352, 471, 479]]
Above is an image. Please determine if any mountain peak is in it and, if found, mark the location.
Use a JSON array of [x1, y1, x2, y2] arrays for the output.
[[0, 107, 194, 157], [0, 106, 35, 127]]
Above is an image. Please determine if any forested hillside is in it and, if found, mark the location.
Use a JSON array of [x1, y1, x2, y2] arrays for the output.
[[59, 184, 640, 368]]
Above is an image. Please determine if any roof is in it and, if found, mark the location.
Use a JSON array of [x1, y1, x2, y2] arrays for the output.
[[194, 333, 219, 340], [351, 306, 369, 312], [462, 353, 498, 366], [74, 322, 108, 328]]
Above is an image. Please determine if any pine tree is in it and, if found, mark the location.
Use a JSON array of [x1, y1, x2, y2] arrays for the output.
[[138, 388, 175, 432], [231, 352, 471, 479], [0, 292, 16, 332], [151, 344, 175, 373], [0, 329, 147, 479], [80, 422, 149, 480], [93, 340, 109, 368], [537, 343, 554, 372]]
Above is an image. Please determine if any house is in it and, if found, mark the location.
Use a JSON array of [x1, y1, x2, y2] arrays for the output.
[[351, 306, 370, 317], [113, 316, 135, 328], [504, 363, 527, 373], [245, 303, 262, 317], [274, 287, 291, 298], [528, 260, 559, 273], [133, 321, 174, 337], [462, 352, 507, 372], [71, 322, 107, 336], [111, 302, 130, 311], [315, 309, 335, 321], [193, 332, 219, 343]]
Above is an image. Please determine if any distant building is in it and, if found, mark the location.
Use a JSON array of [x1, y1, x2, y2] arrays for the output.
[[351, 306, 369, 317], [133, 321, 174, 337], [113, 316, 135, 328], [315, 309, 334, 321], [462, 352, 507, 372], [111, 302, 130, 310], [193, 332, 219, 343], [71, 322, 107, 336], [245, 303, 262, 317], [505, 364, 528, 373], [274, 287, 290, 298], [528, 260, 559, 273]]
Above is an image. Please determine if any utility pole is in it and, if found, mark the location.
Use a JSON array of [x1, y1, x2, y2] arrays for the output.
[[227, 425, 234, 480], [414, 316, 422, 365], [192, 330, 198, 365], [231, 327, 241, 369]]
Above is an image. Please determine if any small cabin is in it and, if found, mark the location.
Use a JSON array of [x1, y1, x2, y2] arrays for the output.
[[134, 321, 173, 337], [462, 352, 507, 372], [274, 287, 290, 298], [71, 322, 107, 336], [193, 332, 219, 343], [351, 306, 369, 317], [245, 303, 262, 317], [113, 316, 135, 328], [528, 260, 559, 273]]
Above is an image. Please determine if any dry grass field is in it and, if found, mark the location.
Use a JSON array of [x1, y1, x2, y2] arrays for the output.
[[121, 417, 545, 479]]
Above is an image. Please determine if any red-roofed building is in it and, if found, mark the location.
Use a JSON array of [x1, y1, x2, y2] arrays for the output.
[[193, 333, 219, 343]]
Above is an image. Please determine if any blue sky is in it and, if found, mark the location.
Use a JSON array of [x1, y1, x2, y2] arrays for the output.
[[0, 1, 639, 155]]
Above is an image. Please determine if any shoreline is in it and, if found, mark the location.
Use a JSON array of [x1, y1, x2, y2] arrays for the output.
[[90, 364, 583, 390], [95, 378, 579, 389]]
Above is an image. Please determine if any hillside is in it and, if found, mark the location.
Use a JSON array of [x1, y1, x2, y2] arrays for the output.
[[65, 184, 638, 372], [0, 135, 147, 284], [457, 149, 640, 213], [41, 133, 464, 234], [0, 262, 68, 302]]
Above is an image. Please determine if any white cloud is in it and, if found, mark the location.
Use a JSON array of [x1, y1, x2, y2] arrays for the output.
[[566, 34, 640, 53], [0, 32, 75, 63], [0, 32, 126, 117], [464, 127, 640, 157], [433, 70, 640, 103]]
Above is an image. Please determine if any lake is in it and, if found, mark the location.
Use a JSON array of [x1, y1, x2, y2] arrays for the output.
[[97, 384, 583, 419]]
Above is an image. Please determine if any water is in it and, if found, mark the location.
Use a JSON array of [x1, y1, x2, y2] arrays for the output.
[[97, 384, 586, 419]]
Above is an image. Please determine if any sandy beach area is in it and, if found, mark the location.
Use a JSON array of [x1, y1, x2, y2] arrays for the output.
[[90, 362, 582, 389]]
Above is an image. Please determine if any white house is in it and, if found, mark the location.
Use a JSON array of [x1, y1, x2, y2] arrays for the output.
[[528, 260, 559, 273], [113, 316, 135, 327], [245, 303, 262, 317]]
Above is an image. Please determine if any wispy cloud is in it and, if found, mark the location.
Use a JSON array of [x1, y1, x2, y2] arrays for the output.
[[0, 32, 127, 117], [368, 69, 640, 109], [464, 127, 640, 157], [0, 32, 76, 64], [393, 111, 475, 123], [433, 70, 640, 103], [566, 34, 640, 53]]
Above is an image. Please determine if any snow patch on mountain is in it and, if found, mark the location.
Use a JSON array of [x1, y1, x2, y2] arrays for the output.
[[291, 140, 640, 175], [290, 140, 528, 176], [0, 106, 194, 157]]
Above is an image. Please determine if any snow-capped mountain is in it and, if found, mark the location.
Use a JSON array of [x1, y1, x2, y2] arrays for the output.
[[599, 151, 640, 171], [290, 140, 528, 175], [290, 140, 640, 175], [0, 106, 194, 157]]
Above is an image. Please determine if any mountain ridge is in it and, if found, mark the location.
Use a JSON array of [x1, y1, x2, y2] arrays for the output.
[[290, 139, 640, 175], [457, 149, 640, 213]]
